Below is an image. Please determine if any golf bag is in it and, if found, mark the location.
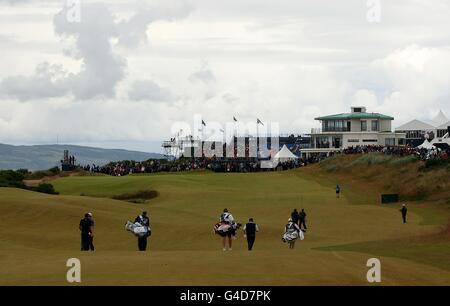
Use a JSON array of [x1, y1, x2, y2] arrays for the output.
[[213, 222, 241, 237], [282, 222, 304, 242], [125, 221, 151, 238]]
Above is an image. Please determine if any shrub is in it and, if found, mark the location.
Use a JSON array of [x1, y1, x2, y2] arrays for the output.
[[422, 158, 450, 170], [16, 169, 30, 175], [25, 170, 51, 180], [30, 183, 59, 195], [0, 170, 25, 188], [25, 167, 60, 180], [48, 167, 60, 175]]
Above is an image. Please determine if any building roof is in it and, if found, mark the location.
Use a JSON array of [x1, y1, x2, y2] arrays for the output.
[[430, 110, 449, 127], [396, 119, 435, 131], [437, 120, 450, 129], [315, 112, 394, 121], [395, 111, 449, 131]]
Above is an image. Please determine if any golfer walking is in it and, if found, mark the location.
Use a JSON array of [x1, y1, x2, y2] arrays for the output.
[[79, 213, 94, 251], [299, 209, 307, 231], [135, 211, 150, 251], [243, 218, 259, 251], [291, 209, 300, 226], [400, 204, 408, 224]]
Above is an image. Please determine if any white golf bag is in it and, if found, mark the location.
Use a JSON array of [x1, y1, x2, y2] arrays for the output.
[[125, 221, 151, 238], [283, 230, 304, 242], [283, 223, 304, 242]]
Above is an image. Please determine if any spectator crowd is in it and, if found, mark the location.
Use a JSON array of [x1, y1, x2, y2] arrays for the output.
[[78, 144, 449, 177], [342, 145, 449, 161]]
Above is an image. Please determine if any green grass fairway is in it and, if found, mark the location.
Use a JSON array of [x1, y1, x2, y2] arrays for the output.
[[1, 169, 449, 285]]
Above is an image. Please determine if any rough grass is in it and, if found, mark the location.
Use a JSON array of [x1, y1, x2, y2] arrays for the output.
[[317, 153, 449, 202], [387, 155, 418, 167], [350, 153, 393, 166]]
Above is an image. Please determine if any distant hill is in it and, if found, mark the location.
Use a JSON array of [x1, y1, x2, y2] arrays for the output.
[[0, 143, 165, 170]]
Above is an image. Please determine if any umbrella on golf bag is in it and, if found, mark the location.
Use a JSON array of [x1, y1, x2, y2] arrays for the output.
[[125, 221, 151, 238]]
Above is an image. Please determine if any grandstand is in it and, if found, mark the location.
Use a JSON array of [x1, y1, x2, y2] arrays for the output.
[[161, 135, 310, 160]]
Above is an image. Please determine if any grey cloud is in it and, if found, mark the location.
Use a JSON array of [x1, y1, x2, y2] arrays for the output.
[[118, 0, 193, 48], [128, 79, 175, 102], [0, 63, 68, 100], [53, 2, 125, 99], [0, 0, 192, 101], [0, 2, 124, 100]]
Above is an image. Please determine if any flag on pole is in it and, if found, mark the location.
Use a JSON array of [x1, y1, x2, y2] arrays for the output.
[[257, 118, 264, 126], [202, 120, 206, 126], [233, 116, 237, 122]]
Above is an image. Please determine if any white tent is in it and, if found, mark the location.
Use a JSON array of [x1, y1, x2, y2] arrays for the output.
[[274, 145, 298, 162], [430, 110, 449, 127], [396, 119, 435, 131], [417, 139, 436, 150]]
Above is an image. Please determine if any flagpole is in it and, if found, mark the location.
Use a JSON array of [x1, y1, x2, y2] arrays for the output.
[[257, 119, 259, 158], [202, 120, 205, 157]]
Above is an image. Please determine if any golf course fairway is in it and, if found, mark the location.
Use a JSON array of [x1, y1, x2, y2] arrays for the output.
[[1, 166, 449, 285]]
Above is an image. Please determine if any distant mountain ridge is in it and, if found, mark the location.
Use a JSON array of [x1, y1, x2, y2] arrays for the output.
[[0, 143, 165, 171]]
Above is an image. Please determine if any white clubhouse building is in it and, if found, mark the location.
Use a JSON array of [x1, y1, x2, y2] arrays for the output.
[[304, 106, 406, 156]]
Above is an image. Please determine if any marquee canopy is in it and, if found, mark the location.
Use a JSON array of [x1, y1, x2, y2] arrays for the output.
[[274, 145, 298, 161]]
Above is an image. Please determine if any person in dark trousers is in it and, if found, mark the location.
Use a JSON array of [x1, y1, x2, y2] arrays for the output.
[[243, 218, 259, 251], [220, 208, 236, 251], [291, 209, 300, 226], [79, 213, 94, 251], [87, 212, 95, 251], [135, 211, 150, 251], [400, 204, 408, 224], [299, 209, 307, 231], [336, 184, 341, 198]]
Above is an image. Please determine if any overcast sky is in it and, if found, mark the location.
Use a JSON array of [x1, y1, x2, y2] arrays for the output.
[[0, 0, 449, 153]]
